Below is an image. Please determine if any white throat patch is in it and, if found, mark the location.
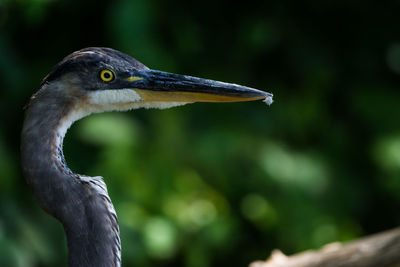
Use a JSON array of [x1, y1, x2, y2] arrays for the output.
[[88, 89, 142, 107]]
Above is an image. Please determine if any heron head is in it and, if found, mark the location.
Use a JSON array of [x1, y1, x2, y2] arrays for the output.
[[40, 47, 273, 113]]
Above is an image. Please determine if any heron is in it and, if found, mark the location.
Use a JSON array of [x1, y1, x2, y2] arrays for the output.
[[21, 47, 273, 267]]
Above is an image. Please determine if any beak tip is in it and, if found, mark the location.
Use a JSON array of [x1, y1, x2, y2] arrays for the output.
[[258, 91, 273, 106]]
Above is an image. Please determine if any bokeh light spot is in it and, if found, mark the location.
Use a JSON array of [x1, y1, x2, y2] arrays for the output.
[[260, 143, 329, 194], [143, 217, 177, 259]]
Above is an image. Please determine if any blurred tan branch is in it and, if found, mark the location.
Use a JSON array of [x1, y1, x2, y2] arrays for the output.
[[250, 228, 400, 267]]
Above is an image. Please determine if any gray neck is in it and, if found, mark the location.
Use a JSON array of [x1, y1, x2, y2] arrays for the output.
[[21, 87, 121, 267]]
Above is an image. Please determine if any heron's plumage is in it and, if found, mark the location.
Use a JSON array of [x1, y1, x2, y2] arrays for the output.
[[21, 47, 272, 267]]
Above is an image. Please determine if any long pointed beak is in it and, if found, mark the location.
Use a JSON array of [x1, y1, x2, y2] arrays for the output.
[[120, 69, 273, 104]]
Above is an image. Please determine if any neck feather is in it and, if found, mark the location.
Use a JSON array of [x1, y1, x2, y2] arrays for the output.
[[21, 87, 121, 267]]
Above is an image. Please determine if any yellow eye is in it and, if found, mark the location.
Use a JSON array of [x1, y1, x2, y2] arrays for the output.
[[99, 69, 115, 82]]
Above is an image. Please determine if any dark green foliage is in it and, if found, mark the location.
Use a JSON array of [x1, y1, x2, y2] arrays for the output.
[[0, 0, 399, 266]]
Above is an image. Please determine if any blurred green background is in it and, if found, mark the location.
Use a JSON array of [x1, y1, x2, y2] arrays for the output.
[[1, 0, 400, 266]]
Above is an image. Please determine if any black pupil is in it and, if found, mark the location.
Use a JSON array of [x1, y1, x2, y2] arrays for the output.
[[103, 72, 111, 79]]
